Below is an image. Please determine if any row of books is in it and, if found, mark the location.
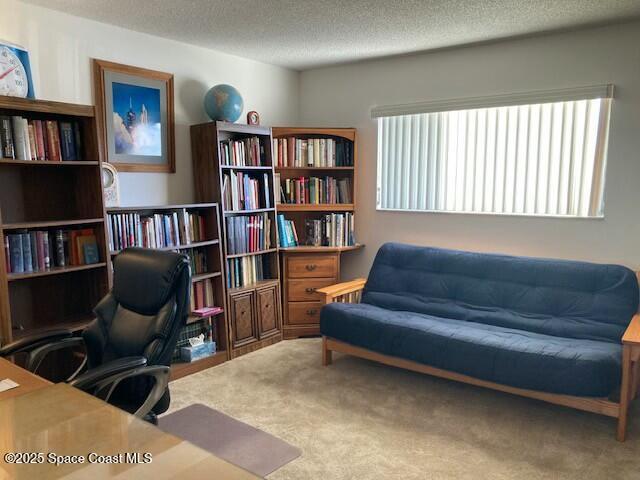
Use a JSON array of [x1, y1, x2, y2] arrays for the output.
[[4, 228, 99, 274], [190, 278, 216, 312], [0, 116, 83, 161], [277, 214, 299, 248], [181, 248, 208, 275], [272, 137, 354, 168], [280, 177, 352, 204], [221, 137, 265, 166], [225, 213, 272, 255], [222, 171, 271, 211], [107, 210, 207, 252], [306, 213, 356, 247], [227, 255, 271, 289]]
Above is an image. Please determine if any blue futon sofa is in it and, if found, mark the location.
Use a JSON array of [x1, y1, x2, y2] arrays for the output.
[[319, 243, 640, 440]]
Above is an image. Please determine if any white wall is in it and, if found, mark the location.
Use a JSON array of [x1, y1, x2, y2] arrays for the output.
[[299, 22, 640, 278], [2, 0, 299, 205]]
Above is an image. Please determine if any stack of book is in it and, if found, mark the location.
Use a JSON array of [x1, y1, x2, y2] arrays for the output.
[[220, 136, 265, 166], [190, 278, 216, 311], [305, 213, 355, 247], [272, 137, 353, 168], [180, 248, 208, 275], [222, 171, 271, 211], [0, 115, 83, 161], [107, 209, 206, 252], [4, 228, 99, 274], [277, 214, 299, 248], [280, 177, 351, 204], [225, 213, 272, 255], [227, 255, 270, 289]]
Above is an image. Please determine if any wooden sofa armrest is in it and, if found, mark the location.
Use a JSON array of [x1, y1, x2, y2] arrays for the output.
[[622, 313, 640, 345], [317, 278, 367, 304]]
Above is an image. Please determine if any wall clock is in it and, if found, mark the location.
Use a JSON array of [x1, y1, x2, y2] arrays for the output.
[[0, 41, 35, 98], [247, 110, 260, 125], [101, 162, 120, 208]]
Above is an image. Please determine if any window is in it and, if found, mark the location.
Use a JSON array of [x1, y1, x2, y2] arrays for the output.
[[374, 85, 613, 217]]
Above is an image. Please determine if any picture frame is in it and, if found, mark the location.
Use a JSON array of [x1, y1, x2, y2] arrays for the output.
[[93, 59, 175, 173]]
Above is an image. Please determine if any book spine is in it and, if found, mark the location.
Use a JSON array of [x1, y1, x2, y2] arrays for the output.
[[21, 232, 33, 273], [59, 122, 77, 161], [45, 121, 61, 161], [0, 116, 14, 159], [73, 122, 82, 160], [42, 231, 51, 268], [8, 234, 24, 274], [33, 120, 46, 160], [55, 230, 66, 267], [29, 231, 38, 271], [11, 116, 27, 160], [27, 123, 37, 160], [21, 119, 32, 161]]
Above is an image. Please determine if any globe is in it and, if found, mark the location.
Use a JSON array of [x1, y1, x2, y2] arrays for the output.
[[204, 84, 244, 122]]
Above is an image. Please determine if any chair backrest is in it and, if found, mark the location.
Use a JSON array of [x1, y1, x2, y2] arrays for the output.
[[362, 243, 639, 343], [83, 248, 191, 368]]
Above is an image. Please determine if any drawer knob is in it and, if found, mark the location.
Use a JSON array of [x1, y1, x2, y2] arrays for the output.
[[240, 311, 246, 316], [305, 264, 317, 271], [305, 287, 317, 293], [306, 309, 317, 315], [264, 304, 270, 308]]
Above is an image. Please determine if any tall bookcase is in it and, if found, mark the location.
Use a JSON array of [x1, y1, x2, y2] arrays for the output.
[[0, 96, 110, 347], [105, 203, 228, 379], [191, 121, 282, 358], [271, 127, 363, 339]]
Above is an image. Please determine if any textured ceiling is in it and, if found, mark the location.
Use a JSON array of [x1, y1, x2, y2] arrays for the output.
[[20, 0, 640, 70]]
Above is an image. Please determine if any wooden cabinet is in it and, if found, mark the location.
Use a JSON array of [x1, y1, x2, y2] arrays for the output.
[[229, 291, 258, 349], [227, 280, 282, 357], [281, 251, 339, 339]]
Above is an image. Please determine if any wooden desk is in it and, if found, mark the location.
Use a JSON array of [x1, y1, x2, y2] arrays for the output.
[[0, 358, 50, 400], [0, 383, 261, 479]]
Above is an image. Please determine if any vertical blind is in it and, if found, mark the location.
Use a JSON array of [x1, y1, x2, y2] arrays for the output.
[[375, 87, 613, 217]]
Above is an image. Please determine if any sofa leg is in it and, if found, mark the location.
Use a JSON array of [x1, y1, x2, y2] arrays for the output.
[[322, 337, 332, 366], [617, 345, 632, 442]]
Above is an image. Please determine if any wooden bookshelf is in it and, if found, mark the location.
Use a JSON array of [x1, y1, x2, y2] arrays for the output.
[[272, 127, 363, 339], [105, 203, 229, 376], [191, 121, 282, 359], [0, 96, 109, 347]]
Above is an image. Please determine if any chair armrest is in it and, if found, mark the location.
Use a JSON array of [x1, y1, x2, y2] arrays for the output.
[[317, 278, 367, 304], [0, 328, 73, 357], [70, 356, 147, 390], [623, 314, 640, 345]]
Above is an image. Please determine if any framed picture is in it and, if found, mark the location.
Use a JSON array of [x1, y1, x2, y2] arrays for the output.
[[93, 59, 175, 173]]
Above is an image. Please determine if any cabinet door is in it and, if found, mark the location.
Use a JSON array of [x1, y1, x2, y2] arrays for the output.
[[256, 284, 280, 339], [229, 292, 258, 348]]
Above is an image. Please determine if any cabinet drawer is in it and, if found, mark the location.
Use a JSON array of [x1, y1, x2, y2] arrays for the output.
[[288, 302, 322, 326], [287, 254, 337, 278], [288, 278, 337, 302]]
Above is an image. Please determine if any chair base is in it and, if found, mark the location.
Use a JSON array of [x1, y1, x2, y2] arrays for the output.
[[144, 411, 158, 425]]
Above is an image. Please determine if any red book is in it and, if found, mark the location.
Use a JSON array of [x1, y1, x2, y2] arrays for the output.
[[45, 121, 61, 161], [33, 120, 46, 160], [195, 281, 205, 309]]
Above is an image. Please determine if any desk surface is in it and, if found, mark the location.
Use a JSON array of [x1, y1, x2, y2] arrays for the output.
[[0, 357, 51, 400], [0, 383, 261, 479]]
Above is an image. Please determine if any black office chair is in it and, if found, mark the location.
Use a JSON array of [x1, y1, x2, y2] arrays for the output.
[[0, 248, 191, 423]]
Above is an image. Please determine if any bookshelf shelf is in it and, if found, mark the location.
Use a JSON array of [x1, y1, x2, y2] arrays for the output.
[[0, 158, 100, 166], [3, 218, 105, 231], [276, 203, 354, 212], [224, 207, 276, 215], [0, 96, 109, 350], [192, 271, 222, 282], [272, 126, 361, 339], [221, 165, 273, 171], [275, 166, 355, 171], [226, 248, 278, 259], [109, 239, 220, 256], [7, 262, 107, 282], [278, 244, 364, 253], [191, 121, 283, 359]]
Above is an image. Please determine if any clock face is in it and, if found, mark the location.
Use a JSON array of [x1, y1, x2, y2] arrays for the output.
[[0, 46, 28, 98]]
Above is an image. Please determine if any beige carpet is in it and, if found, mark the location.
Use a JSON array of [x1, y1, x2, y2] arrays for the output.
[[168, 338, 640, 479]]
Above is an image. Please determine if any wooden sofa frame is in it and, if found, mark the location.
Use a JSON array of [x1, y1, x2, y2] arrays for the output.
[[317, 277, 640, 442]]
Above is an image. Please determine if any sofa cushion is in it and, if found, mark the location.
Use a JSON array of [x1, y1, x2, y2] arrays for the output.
[[363, 244, 639, 344], [320, 302, 622, 397]]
